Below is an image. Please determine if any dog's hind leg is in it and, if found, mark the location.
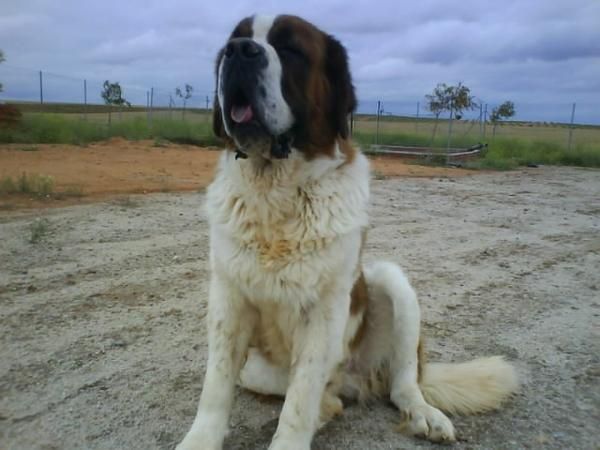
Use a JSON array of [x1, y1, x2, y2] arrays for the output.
[[239, 347, 289, 396], [240, 348, 343, 427], [363, 261, 456, 442]]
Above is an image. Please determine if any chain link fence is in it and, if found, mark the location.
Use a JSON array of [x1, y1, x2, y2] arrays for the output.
[[352, 99, 598, 154], [0, 64, 214, 125], [1, 65, 598, 152]]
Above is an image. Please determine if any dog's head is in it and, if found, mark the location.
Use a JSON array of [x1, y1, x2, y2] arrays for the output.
[[213, 15, 356, 159]]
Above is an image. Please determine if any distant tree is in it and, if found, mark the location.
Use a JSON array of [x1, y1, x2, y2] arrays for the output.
[[425, 82, 477, 144], [101, 80, 131, 125], [175, 84, 193, 119], [490, 101, 515, 136], [0, 50, 5, 93]]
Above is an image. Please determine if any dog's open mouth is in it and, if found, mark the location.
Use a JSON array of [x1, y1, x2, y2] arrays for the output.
[[229, 89, 255, 125], [231, 104, 253, 123]]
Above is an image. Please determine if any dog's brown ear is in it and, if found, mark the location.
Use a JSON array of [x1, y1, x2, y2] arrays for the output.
[[212, 95, 226, 138], [325, 35, 356, 139]]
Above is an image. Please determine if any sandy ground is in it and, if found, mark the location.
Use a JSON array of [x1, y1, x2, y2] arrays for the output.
[[1, 161, 599, 449]]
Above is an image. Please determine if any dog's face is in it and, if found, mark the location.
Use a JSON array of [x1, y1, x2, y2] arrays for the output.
[[213, 15, 356, 159]]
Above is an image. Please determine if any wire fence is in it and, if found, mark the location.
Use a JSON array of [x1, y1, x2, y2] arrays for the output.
[[1, 64, 598, 151], [0, 64, 215, 123], [352, 99, 598, 153]]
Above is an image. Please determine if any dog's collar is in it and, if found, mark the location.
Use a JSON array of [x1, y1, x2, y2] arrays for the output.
[[234, 134, 293, 161], [234, 149, 248, 160]]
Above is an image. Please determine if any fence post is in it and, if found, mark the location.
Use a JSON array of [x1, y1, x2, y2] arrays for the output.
[[567, 102, 576, 151], [415, 101, 420, 134], [446, 105, 454, 164], [39, 70, 44, 105], [149, 87, 154, 126], [375, 100, 381, 145], [479, 103, 483, 140], [483, 104, 488, 139], [83, 79, 87, 121]]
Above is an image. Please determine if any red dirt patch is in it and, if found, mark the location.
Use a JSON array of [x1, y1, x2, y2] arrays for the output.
[[0, 139, 473, 211]]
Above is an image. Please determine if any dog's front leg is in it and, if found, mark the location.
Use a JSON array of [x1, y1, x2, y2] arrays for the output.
[[177, 275, 256, 450], [269, 294, 349, 450]]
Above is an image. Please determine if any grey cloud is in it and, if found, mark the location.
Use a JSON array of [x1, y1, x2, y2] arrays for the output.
[[0, 0, 598, 122]]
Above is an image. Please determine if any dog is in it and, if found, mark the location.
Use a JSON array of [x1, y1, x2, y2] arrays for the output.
[[177, 14, 518, 450]]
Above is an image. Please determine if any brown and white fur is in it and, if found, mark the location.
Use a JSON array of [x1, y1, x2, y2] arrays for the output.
[[177, 15, 518, 450]]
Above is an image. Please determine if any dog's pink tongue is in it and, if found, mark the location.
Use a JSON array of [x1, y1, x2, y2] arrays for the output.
[[231, 105, 253, 123]]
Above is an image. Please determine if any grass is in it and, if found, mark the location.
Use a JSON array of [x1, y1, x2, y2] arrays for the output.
[[113, 196, 141, 209], [0, 173, 55, 197], [0, 173, 87, 199], [354, 125, 600, 170], [28, 218, 51, 244], [0, 113, 219, 147], [468, 138, 600, 170], [19, 145, 39, 151], [372, 170, 388, 180], [1, 106, 599, 170], [55, 185, 85, 199]]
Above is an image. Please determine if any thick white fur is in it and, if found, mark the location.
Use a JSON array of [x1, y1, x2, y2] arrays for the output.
[[178, 14, 517, 450], [421, 356, 519, 415], [177, 144, 519, 449], [177, 147, 370, 450]]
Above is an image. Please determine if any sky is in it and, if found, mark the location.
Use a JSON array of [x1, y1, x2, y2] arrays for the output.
[[1, 0, 599, 123]]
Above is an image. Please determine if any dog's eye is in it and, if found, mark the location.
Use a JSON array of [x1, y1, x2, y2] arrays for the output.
[[278, 45, 304, 59]]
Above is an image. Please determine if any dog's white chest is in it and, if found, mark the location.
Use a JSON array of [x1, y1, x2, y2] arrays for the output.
[[206, 151, 370, 305]]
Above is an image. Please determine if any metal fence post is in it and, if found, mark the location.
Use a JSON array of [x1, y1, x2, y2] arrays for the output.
[[479, 103, 483, 140], [415, 101, 420, 134], [483, 104, 488, 139], [83, 79, 87, 121], [149, 87, 154, 126], [39, 70, 44, 104], [446, 105, 454, 164], [567, 102, 576, 151], [375, 100, 381, 145]]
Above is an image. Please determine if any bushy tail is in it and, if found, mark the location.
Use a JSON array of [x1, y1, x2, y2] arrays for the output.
[[420, 356, 519, 415]]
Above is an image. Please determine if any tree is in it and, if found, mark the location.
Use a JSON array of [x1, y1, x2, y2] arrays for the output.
[[425, 82, 477, 144], [175, 84, 193, 119], [490, 101, 515, 137], [0, 50, 5, 93], [101, 80, 130, 125]]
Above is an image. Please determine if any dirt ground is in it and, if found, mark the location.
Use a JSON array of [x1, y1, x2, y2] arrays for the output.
[[0, 139, 472, 210], [0, 143, 599, 450]]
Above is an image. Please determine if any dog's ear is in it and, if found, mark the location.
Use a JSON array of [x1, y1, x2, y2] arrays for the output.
[[325, 35, 356, 139], [212, 95, 226, 138], [212, 49, 227, 139]]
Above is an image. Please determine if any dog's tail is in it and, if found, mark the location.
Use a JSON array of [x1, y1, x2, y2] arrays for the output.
[[361, 261, 519, 416], [419, 356, 519, 415]]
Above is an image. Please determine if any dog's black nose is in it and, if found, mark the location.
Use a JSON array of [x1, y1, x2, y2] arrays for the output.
[[225, 38, 265, 60]]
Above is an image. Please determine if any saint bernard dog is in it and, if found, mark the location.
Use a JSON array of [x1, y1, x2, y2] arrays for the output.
[[177, 14, 518, 450]]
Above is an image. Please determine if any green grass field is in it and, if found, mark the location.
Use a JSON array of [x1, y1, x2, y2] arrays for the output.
[[1, 103, 599, 169], [0, 109, 218, 147]]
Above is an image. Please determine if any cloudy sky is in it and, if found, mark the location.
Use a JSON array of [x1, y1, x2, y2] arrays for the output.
[[1, 0, 599, 122]]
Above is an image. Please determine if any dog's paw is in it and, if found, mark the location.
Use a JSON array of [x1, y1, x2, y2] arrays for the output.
[[319, 392, 344, 428], [268, 439, 310, 450], [399, 403, 456, 443], [176, 432, 221, 450]]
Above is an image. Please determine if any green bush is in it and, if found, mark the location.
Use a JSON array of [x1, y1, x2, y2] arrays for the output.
[[0, 173, 55, 196]]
